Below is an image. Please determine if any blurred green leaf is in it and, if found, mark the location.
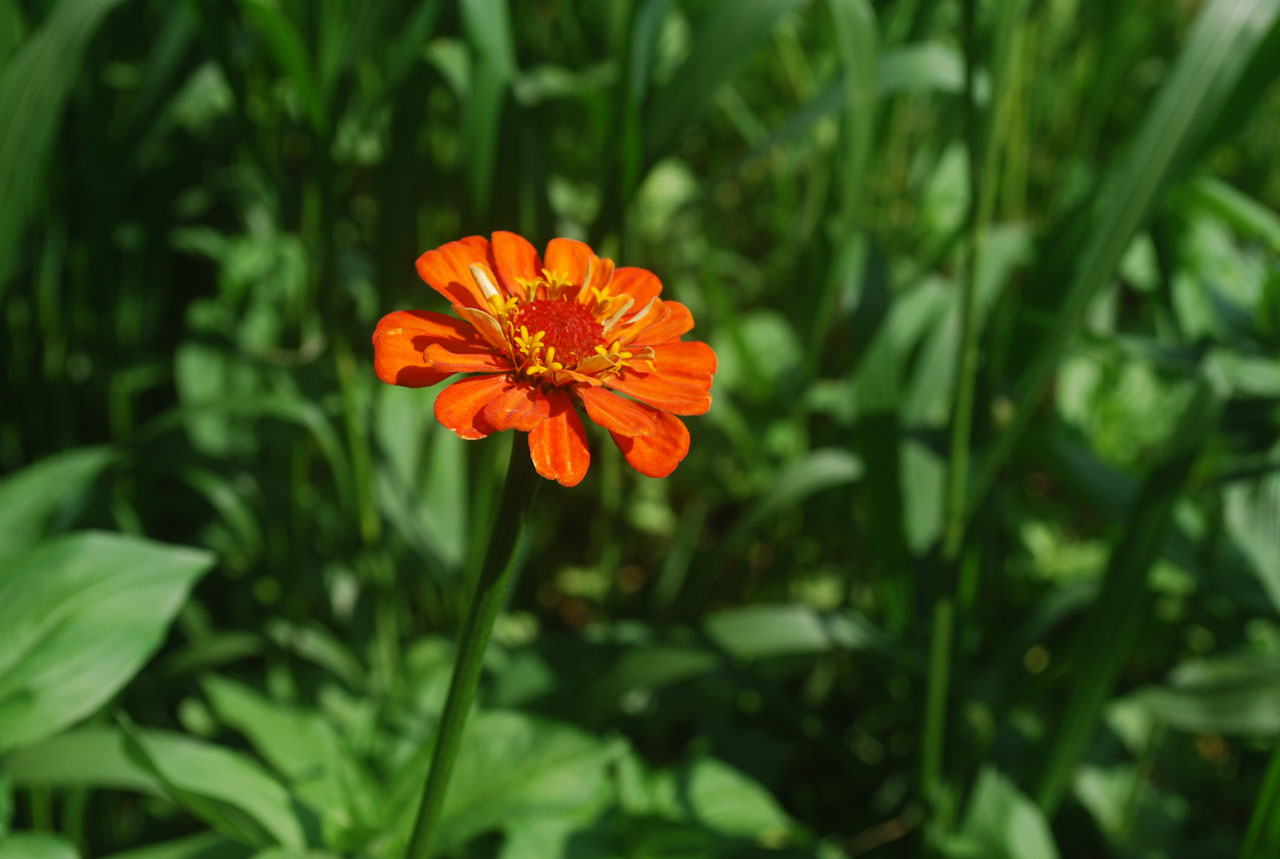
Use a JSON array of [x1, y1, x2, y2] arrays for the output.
[[235, 0, 326, 132], [0, 833, 78, 859], [0, 533, 213, 753], [201, 675, 381, 838], [119, 718, 309, 850], [392, 711, 620, 851], [953, 767, 1059, 859], [101, 832, 253, 859], [1128, 654, 1280, 736], [0, 0, 124, 296], [0, 446, 112, 561], [704, 604, 889, 659], [645, 0, 808, 161]]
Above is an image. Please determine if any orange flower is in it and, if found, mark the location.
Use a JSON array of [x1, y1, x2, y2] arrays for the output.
[[372, 232, 716, 487]]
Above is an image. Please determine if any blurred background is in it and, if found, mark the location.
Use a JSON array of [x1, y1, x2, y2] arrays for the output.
[[2, 0, 1280, 857]]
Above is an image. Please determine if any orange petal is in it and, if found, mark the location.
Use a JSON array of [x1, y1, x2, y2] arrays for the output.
[[483, 383, 551, 432], [415, 236, 494, 309], [543, 238, 595, 288], [611, 409, 690, 478], [422, 342, 512, 374], [610, 267, 663, 307], [528, 389, 590, 486], [603, 372, 712, 416], [452, 304, 512, 353], [649, 340, 716, 388], [491, 231, 542, 299], [626, 301, 695, 345], [434, 374, 513, 440], [578, 387, 655, 438], [372, 310, 490, 388]]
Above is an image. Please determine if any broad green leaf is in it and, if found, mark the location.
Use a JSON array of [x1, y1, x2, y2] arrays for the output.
[[9, 724, 307, 851], [1224, 457, 1280, 611], [1128, 654, 1280, 736], [0, 0, 124, 297], [392, 711, 620, 850], [957, 768, 1059, 859], [119, 720, 309, 851], [648, 756, 794, 841], [0, 533, 213, 753], [0, 833, 78, 859], [703, 604, 889, 659], [201, 675, 382, 836], [101, 833, 252, 859], [0, 446, 112, 560]]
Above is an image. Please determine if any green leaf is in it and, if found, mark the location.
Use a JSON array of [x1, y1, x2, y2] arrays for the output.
[[957, 767, 1059, 859], [0, 0, 125, 297], [0, 446, 113, 560], [459, 0, 516, 212], [1127, 654, 1280, 736], [392, 711, 620, 850], [0, 833, 78, 859], [101, 833, 253, 859], [0, 533, 213, 753], [201, 675, 381, 835], [235, 0, 326, 132], [703, 604, 889, 659], [119, 719, 309, 851], [724, 449, 864, 548], [645, 0, 808, 162], [648, 756, 794, 841]]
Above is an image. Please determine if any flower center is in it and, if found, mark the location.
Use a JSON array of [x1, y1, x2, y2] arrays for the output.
[[511, 298, 604, 368]]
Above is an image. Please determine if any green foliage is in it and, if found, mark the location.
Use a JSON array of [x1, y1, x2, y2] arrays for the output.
[[2, 0, 1280, 856]]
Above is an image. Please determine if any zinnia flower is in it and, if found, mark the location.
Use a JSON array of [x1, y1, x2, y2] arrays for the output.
[[372, 232, 715, 486]]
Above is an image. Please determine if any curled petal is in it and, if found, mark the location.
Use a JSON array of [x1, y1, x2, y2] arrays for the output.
[[579, 255, 616, 302], [483, 383, 551, 432], [422, 342, 512, 374], [610, 267, 663, 308], [611, 408, 691, 478], [543, 238, 595, 289], [529, 389, 590, 487], [434, 374, 513, 440], [491, 231, 542, 299], [452, 304, 512, 354], [372, 310, 490, 388], [623, 301, 695, 345], [416, 236, 495, 309], [578, 387, 655, 438]]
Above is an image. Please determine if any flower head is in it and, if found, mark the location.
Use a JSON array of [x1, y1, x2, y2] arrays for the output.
[[373, 232, 716, 486]]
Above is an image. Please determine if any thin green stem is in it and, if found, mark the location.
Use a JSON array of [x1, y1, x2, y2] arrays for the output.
[[406, 435, 542, 859], [920, 0, 981, 825]]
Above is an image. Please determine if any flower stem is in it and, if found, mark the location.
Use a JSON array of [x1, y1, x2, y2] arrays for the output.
[[406, 435, 541, 859]]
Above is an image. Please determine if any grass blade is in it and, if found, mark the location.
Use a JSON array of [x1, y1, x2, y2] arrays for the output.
[[1034, 378, 1223, 814], [0, 0, 124, 298], [643, 0, 808, 163]]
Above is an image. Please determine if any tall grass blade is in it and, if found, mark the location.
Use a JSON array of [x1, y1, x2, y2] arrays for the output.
[[0, 0, 124, 298], [1242, 744, 1280, 859], [644, 0, 807, 164], [460, 0, 516, 216]]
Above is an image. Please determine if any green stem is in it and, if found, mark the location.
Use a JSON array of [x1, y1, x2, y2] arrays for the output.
[[920, 0, 981, 825], [406, 435, 542, 859]]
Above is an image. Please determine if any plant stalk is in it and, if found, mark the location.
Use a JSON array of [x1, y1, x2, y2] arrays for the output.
[[405, 435, 542, 859]]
